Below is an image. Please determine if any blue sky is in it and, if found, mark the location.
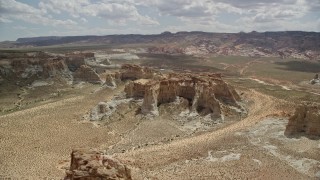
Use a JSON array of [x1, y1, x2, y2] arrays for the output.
[[0, 0, 319, 41]]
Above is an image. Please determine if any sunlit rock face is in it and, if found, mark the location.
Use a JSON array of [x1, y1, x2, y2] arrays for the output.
[[124, 72, 243, 119], [285, 103, 320, 138]]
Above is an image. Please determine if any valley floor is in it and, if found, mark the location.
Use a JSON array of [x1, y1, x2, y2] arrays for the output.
[[0, 83, 319, 179]]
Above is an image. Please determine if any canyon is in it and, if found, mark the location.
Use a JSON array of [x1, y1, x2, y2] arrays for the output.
[[0, 45, 319, 179]]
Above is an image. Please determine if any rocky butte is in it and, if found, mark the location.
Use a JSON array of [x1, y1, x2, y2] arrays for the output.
[[93, 64, 246, 122]]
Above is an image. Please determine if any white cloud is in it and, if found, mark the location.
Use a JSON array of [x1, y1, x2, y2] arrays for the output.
[[39, 0, 159, 25], [0, 16, 12, 23], [0, 0, 77, 27], [0, 0, 319, 41]]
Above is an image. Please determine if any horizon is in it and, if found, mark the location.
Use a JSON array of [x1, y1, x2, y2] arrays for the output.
[[6, 30, 319, 42], [1, 0, 320, 41]]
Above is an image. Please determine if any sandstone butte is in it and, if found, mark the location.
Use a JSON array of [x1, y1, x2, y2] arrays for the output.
[[124, 71, 242, 118], [285, 103, 320, 138], [102, 64, 244, 120]]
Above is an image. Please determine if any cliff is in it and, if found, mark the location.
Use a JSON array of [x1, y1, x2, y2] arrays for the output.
[[285, 103, 320, 138], [124, 72, 243, 118], [73, 65, 102, 84]]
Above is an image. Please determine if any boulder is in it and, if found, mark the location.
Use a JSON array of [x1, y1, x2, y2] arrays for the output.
[[65, 149, 132, 180], [310, 74, 320, 85], [285, 103, 320, 138]]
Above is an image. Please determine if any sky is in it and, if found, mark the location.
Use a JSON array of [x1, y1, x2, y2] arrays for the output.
[[0, 0, 319, 41]]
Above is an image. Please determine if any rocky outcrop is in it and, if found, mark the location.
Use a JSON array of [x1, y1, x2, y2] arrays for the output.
[[42, 58, 71, 79], [73, 65, 102, 84], [65, 149, 132, 180], [285, 103, 320, 138], [310, 74, 320, 85], [65, 56, 86, 72], [120, 64, 155, 80], [105, 72, 121, 87], [125, 72, 243, 118]]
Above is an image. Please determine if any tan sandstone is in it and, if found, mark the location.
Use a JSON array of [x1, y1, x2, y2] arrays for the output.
[[65, 149, 132, 180], [73, 65, 102, 84], [124, 72, 243, 118], [285, 103, 320, 138]]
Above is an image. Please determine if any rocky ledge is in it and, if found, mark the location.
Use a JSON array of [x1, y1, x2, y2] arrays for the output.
[[65, 149, 132, 180]]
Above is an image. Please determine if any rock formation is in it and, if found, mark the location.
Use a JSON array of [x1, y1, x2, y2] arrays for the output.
[[285, 103, 320, 138], [105, 72, 121, 87], [0, 51, 106, 85], [124, 72, 243, 118], [310, 74, 320, 85], [120, 64, 155, 80], [65, 56, 86, 72], [42, 58, 72, 79], [65, 149, 132, 180], [73, 65, 102, 84]]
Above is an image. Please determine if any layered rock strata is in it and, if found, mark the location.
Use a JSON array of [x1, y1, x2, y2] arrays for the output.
[[0, 51, 105, 84], [65, 149, 132, 180], [73, 65, 102, 84], [124, 72, 242, 118], [285, 103, 320, 138], [120, 64, 155, 80]]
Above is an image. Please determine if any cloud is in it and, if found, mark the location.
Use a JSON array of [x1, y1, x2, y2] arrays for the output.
[[0, 0, 77, 27], [39, 0, 159, 25], [0, 0, 319, 41], [0, 16, 12, 23]]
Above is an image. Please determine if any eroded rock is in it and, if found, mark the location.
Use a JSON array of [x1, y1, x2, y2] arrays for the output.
[[73, 65, 102, 84], [285, 103, 320, 138], [310, 74, 320, 85], [120, 64, 155, 80], [105, 72, 121, 87], [125, 72, 244, 119], [65, 149, 132, 180]]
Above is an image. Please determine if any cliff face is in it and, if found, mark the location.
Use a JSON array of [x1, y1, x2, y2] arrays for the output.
[[6, 56, 72, 80], [105, 72, 121, 87], [124, 72, 243, 118], [285, 104, 320, 138], [73, 65, 102, 84], [0, 51, 105, 84], [65, 149, 132, 180]]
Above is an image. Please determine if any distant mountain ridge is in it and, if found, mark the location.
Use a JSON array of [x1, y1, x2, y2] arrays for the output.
[[12, 31, 319, 50]]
